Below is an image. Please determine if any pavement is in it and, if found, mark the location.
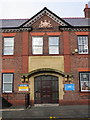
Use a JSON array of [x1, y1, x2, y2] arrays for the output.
[[0, 104, 90, 120]]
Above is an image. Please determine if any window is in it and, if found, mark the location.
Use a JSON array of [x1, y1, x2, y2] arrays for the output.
[[2, 73, 13, 93], [32, 37, 43, 54], [49, 37, 59, 54], [3, 37, 14, 55], [78, 36, 88, 54], [80, 72, 90, 92]]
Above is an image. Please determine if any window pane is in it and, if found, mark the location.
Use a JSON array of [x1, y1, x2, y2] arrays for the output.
[[4, 37, 14, 55], [49, 37, 59, 45], [32, 37, 43, 54], [78, 46, 84, 53], [3, 74, 13, 83], [80, 73, 90, 91], [33, 47, 43, 54], [81, 81, 90, 91], [4, 47, 14, 55], [81, 73, 89, 81], [49, 46, 59, 54], [4, 47, 14, 51], [4, 38, 14, 46], [3, 83, 12, 92], [32, 37, 43, 45], [78, 39, 82, 45], [4, 51, 13, 55], [78, 36, 88, 54], [49, 37, 59, 54]]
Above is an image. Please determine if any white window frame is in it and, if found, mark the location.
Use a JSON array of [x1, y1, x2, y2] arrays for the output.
[[80, 72, 90, 92], [78, 36, 88, 54], [3, 37, 14, 55], [2, 73, 13, 93], [49, 36, 59, 54], [32, 37, 43, 54]]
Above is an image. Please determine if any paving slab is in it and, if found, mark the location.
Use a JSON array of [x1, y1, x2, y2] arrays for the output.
[[0, 105, 90, 119]]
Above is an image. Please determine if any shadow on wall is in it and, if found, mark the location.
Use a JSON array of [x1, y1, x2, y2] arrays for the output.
[[2, 97, 12, 108]]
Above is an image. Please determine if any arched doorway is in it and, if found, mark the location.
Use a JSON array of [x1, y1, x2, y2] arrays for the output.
[[34, 75, 59, 104]]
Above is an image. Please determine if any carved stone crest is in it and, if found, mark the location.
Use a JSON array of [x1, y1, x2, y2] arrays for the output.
[[39, 20, 52, 28]]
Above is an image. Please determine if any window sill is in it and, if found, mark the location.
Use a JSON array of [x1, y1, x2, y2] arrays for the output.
[[77, 53, 89, 55], [76, 54, 89, 57], [2, 55, 14, 59], [2, 55, 14, 56], [80, 92, 90, 98], [2, 92, 13, 94], [80, 91, 90, 95]]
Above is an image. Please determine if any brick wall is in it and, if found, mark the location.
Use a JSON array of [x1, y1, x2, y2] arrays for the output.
[[1, 17, 90, 105]]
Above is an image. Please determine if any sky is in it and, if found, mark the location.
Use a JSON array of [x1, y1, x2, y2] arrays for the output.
[[0, 0, 90, 19]]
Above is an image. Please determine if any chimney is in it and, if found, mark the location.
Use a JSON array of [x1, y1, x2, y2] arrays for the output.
[[84, 4, 90, 18]]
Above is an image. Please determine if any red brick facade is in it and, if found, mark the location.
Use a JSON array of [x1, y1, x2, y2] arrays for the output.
[[1, 5, 90, 106]]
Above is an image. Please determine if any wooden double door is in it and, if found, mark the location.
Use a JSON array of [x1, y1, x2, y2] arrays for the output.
[[34, 75, 59, 104]]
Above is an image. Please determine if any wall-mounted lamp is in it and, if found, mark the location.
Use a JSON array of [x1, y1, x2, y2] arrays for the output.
[[74, 49, 78, 53], [72, 49, 78, 55], [68, 74, 73, 82], [64, 75, 68, 81], [21, 76, 29, 83], [21, 76, 25, 83], [64, 74, 73, 82], [25, 76, 29, 83]]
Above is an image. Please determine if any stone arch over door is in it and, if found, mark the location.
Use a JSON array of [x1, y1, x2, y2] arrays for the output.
[[27, 68, 65, 105]]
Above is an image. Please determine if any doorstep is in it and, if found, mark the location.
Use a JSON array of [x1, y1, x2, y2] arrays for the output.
[[34, 104, 59, 107]]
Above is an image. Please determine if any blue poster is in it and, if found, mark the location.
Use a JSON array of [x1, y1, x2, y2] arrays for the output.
[[18, 84, 29, 87], [64, 84, 75, 91]]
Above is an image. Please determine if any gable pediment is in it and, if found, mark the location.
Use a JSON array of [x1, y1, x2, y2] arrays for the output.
[[20, 7, 71, 28]]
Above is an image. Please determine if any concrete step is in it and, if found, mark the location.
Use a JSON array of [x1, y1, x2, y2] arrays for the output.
[[34, 104, 59, 107]]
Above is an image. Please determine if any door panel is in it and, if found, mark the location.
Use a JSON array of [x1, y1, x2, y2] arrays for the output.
[[34, 75, 59, 104]]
